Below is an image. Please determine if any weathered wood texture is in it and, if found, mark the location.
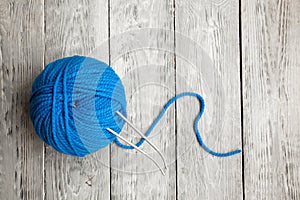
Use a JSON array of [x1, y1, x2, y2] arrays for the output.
[[109, 0, 176, 199], [242, 0, 300, 199], [44, 0, 110, 199], [0, 0, 44, 199], [1, 0, 300, 199], [175, 0, 242, 199]]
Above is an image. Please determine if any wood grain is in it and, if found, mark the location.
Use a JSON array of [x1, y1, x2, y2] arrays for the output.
[[109, 0, 176, 199], [2, 0, 300, 199], [175, 0, 243, 199], [0, 0, 44, 199], [242, 0, 300, 199], [44, 0, 110, 199]]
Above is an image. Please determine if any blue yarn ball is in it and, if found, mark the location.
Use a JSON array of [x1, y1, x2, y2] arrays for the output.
[[30, 56, 127, 157]]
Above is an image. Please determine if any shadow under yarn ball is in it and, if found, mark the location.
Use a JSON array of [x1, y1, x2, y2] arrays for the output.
[[30, 55, 127, 157]]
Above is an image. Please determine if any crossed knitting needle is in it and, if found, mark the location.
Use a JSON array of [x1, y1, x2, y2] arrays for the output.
[[106, 111, 167, 175]]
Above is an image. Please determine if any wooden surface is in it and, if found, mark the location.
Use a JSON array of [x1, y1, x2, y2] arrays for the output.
[[0, 0, 299, 199], [175, 0, 242, 199], [0, 0, 44, 199], [44, 0, 110, 199], [242, 0, 300, 199], [109, 0, 176, 199]]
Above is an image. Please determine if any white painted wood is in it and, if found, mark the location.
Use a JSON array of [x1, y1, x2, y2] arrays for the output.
[[44, 0, 110, 199], [175, 0, 243, 199], [109, 0, 176, 199], [2, 0, 300, 199], [0, 0, 45, 199], [242, 0, 300, 199]]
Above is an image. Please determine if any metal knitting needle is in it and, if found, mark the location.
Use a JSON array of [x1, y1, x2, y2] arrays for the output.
[[115, 111, 168, 171], [106, 127, 166, 176]]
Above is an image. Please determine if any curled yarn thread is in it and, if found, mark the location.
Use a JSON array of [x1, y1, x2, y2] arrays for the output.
[[30, 55, 241, 157], [115, 92, 241, 157]]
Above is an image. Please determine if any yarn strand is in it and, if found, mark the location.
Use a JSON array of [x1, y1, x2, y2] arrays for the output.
[[115, 92, 242, 157]]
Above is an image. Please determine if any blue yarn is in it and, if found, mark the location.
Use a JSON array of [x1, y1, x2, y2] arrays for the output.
[[30, 55, 241, 157], [115, 92, 242, 157], [30, 56, 127, 156]]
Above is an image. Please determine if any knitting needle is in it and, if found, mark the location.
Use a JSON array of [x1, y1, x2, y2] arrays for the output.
[[106, 127, 166, 176], [115, 111, 168, 171]]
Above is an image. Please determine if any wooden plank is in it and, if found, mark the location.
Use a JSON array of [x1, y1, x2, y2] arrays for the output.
[[175, 0, 243, 199], [0, 0, 44, 199], [44, 0, 110, 199], [109, 0, 176, 199], [242, 0, 300, 199]]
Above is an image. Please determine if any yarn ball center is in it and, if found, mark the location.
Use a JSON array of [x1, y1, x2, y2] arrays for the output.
[[30, 56, 127, 156]]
